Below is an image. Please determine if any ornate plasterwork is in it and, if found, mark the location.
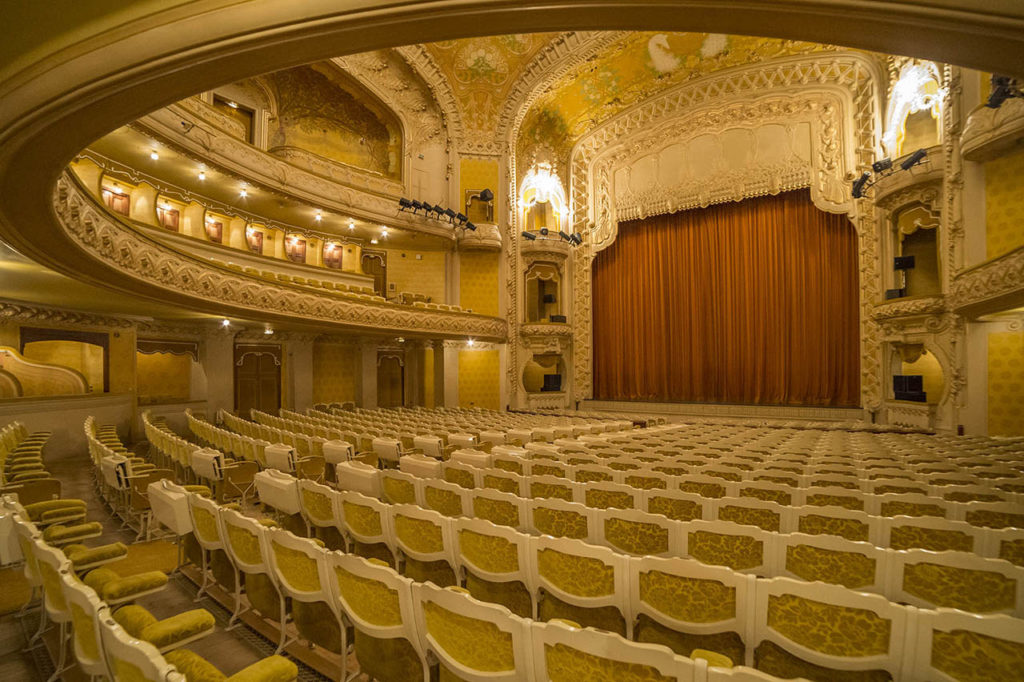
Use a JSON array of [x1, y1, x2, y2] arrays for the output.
[[0, 300, 135, 330], [394, 45, 465, 147], [497, 32, 628, 147], [52, 171, 507, 340], [456, 223, 502, 250], [950, 247, 1024, 313], [330, 52, 445, 148], [136, 104, 452, 240], [872, 296, 947, 321], [960, 96, 1024, 161], [569, 52, 884, 408]]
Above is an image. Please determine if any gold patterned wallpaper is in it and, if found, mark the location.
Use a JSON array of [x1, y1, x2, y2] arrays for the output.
[[458, 349, 500, 410], [985, 147, 1024, 260], [383, 248, 447, 302], [265, 64, 402, 178], [313, 342, 358, 404], [136, 351, 191, 403], [460, 251, 500, 317], [23, 340, 104, 392], [988, 331, 1024, 436], [424, 34, 558, 137]]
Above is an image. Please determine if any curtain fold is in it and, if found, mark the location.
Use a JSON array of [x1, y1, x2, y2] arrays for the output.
[[592, 190, 860, 407]]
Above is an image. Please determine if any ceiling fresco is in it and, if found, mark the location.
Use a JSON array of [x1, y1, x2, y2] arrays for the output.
[[422, 33, 559, 140], [527, 32, 837, 142]]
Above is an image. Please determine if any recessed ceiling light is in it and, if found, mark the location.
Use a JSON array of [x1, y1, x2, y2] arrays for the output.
[[264, 327, 273, 335], [149, 150, 159, 161], [315, 211, 322, 221], [348, 221, 355, 231], [221, 319, 230, 327], [467, 338, 475, 347], [370, 238, 378, 244], [197, 170, 206, 181], [239, 187, 248, 198]]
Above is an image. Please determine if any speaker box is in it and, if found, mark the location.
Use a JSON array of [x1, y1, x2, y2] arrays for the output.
[[894, 255, 916, 270], [549, 314, 567, 323], [542, 374, 562, 392], [885, 288, 906, 300]]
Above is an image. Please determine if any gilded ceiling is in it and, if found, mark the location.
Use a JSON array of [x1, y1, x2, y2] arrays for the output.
[[422, 34, 559, 140]]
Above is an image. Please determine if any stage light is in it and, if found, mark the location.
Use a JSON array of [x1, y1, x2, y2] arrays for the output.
[[521, 231, 536, 241], [900, 149, 928, 171], [443, 208, 457, 222], [872, 158, 893, 173], [986, 75, 1019, 109], [570, 233, 583, 245], [465, 222, 477, 231], [558, 231, 572, 243], [539, 227, 549, 236], [411, 199, 423, 213], [455, 213, 468, 225], [478, 188, 494, 202], [398, 198, 413, 211], [851, 171, 871, 199], [432, 204, 445, 217]]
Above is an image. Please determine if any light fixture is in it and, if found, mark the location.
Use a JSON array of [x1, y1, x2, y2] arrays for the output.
[[872, 158, 893, 174], [349, 222, 355, 231], [478, 188, 494, 202], [398, 198, 413, 211], [558, 231, 573, 243], [149, 150, 159, 161], [851, 171, 872, 199], [380, 226, 389, 236], [455, 213, 468, 225], [467, 338, 475, 347], [221, 319, 230, 327], [370, 238, 378, 244], [397, 337, 405, 343], [443, 208, 457, 222], [570, 233, 583, 246], [521, 231, 537, 241], [197, 170, 206, 181], [900, 148, 928, 171], [226, 101, 239, 109], [264, 327, 273, 335], [160, 203, 171, 211], [539, 227, 549, 237], [239, 187, 248, 198], [465, 222, 477, 231]]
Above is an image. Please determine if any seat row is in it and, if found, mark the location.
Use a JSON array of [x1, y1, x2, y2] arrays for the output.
[[148, 479, 1024, 682], [256, 470, 1024, 620]]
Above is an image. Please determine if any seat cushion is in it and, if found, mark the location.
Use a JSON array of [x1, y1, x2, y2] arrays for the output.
[[42, 521, 102, 544], [64, 542, 128, 567], [164, 649, 227, 682]]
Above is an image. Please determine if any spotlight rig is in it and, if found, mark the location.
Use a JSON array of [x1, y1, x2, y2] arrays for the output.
[[397, 197, 477, 230], [519, 229, 583, 246], [851, 148, 928, 199]]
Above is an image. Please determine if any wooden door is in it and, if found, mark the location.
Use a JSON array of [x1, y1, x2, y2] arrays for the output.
[[377, 355, 404, 408], [361, 251, 387, 296], [235, 345, 281, 417]]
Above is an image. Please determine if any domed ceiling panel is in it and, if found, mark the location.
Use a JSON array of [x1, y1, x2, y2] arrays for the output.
[[529, 32, 835, 139], [263, 63, 403, 179], [422, 33, 559, 145]]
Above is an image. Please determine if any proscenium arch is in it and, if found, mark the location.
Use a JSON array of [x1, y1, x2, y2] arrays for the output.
[[1, 0, 1022, 314]]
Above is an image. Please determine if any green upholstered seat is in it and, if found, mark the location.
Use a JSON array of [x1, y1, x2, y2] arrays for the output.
[[113, 604, 216, 650], [42, 521, 102, 544], [164, 649, 298, 682], [84, 566, 169, 602], [64, 541, 128, 568]]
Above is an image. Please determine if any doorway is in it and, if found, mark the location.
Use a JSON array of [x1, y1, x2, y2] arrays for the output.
[[377, 354, 404, 408], [234, 344, 281, 417]]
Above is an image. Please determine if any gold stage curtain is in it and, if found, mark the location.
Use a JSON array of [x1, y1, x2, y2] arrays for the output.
[[592, 190, 860, 407]]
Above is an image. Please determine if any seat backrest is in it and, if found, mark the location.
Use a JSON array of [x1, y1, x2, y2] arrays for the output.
[[530, 619, 700, 682], [528, 497, 597, 542], [470, 488, 528, 531], [599, 507, 680, 557], [751, 576, 910, 680], [335, 460, 382, 499], [254, 469, 302, 515], [883, 515, 985, 553], [187, 492, 224, 549], [644, 489, 713, 523], [530, 534, 629, 628], [774, 532, 889, 594], [98, 617, 184, 681], [911, 608, 1024, 682], [455, 516, 533, 589], [297, 478, 343, 529], [412, 581, 531, 682], [327, 551, 420, 648], [381, 469, 422, 506], [422, 478, 470, 518], [629, 554, 755, 668], [61, 572, 110, 677], [265, 527, 332, 604], [339, 490, 393, 548], [679, 519, 773, 575], [887, 548, 1024, 616], [715, 497, 792, 534], [218, 505, 272, 574], [390, 503, 455, 566]]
